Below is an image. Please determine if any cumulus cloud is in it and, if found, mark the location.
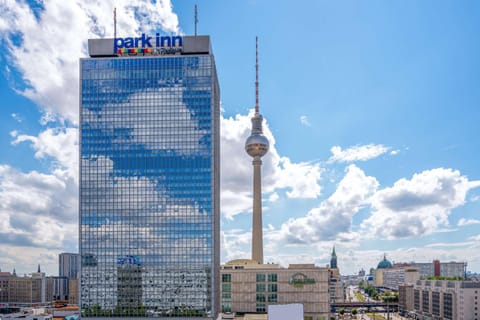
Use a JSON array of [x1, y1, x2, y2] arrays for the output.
[[0, 164, 78, 274], [220, 110, 322, 219], [269, 164, 378, 245], [0, 0, 180, 123], [11, 127, 78, 181], [361, 168, 480, 239], [329, 144, 391, 163], [457, 218, 480, 226], [221, 229, 251, 263]]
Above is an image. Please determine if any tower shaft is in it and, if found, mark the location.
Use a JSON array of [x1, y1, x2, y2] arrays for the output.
[[252, 157, 263, 264]]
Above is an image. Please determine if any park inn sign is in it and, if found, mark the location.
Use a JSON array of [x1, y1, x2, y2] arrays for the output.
[[289, 273, 316, 288]]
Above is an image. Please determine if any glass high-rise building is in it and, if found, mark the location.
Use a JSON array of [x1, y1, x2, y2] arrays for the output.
[[79, 35, 220, 319]]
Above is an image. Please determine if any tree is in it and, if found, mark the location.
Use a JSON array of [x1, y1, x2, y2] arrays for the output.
[[359, 279, 365, 289]]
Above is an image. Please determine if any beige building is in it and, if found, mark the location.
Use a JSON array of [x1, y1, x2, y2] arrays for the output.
[[68, 278, 79, 305], [220, 260, 330, 320], [0, 270, 54, 305], [382, 267, 420, 290], [409, 279, 480, 320], [398, 284, 414, 315]]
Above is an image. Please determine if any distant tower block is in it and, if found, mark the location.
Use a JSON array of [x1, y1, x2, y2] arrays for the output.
[[245, 37, 269, 264]]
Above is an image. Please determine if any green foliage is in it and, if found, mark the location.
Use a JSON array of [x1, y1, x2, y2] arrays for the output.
[[420, 276, 463, 280], [339, 307, 345, 315], [354, 291, 365, 302], [81, 304, 206, 318], [351, 308, 358, 315], [358, 279, 365, 289], [363, 285, 378, 298]]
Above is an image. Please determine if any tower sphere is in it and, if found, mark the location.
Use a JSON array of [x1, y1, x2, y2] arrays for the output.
[[245, 134, 269, 158]]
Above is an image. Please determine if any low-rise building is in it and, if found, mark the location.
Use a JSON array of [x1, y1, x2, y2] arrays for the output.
[[0, 307, 53, 320], [410, 261, 466, 278], [382, 267, 420, 290], [398, 284, 414, 315], [68, 278, 79, 305], [0, 267, 55, 305], [220, 260, 330, 320], [408, 279, 480, 320]]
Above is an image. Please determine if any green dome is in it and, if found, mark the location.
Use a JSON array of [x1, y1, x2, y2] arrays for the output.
[[377, 254, 393, 269]]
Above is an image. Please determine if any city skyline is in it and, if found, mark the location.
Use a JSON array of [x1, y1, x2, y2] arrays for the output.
[[0, 0, 479, 276]]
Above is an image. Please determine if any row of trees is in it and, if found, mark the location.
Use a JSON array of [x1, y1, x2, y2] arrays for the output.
[[362, 284, 399, 302], [82, 304, 206, 317]]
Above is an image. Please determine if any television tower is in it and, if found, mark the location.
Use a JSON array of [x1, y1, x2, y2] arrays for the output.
[[245, 37, 269, 264]]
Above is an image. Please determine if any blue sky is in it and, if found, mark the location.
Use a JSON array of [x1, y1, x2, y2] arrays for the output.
[[0, 0, 479, 276]]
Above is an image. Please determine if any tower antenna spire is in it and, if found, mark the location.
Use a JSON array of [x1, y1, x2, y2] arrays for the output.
[[194, 5, 198, 36], [114, 7, 117, 39], [255, 36, 259, 114]]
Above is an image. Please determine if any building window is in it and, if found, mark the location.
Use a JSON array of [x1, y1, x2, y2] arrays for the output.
[[268, 283, 277, 292], [256, 303, 266, 313], [222, 274, 231, 283], [222, 283, 231, 292], [256, 274, 265, 282], [222, 303, 231, 313], [256, 294, 265, 302], [268, 273, 277, 282], [222, 292, 231, 302], [268, 293, 278, 303], [256, 283, 265, 292]]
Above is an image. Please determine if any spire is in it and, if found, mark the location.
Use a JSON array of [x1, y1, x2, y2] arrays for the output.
[[194, 4, 199, 36], [37, 264, 41, 273], [13, 268, 16, 276], [330, 246, 338, 269], [255, 36, 259, 114]]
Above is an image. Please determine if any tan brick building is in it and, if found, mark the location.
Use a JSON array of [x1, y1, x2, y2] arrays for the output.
[[220, 260, 331, 320]]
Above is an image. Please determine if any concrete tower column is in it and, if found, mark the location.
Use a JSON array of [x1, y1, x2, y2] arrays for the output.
[[252, 157, 263, 264]]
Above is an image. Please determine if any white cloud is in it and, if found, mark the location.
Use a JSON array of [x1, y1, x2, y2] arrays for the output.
[[270, 164, 378, 245], [220, 110, 323, 219], [0, 165, 78, 264], [268, 192, 279, 202], [0, 0, 180, 124], [300, 115, 311, 127], [11, 127, 78, 181], [329, 144, 390, 163], [361, 168, 480, 239], [458, 218, 480, 226], [469, 235, 480, 242], [221, 229, 251, 263], [470, 195, 480, 202]]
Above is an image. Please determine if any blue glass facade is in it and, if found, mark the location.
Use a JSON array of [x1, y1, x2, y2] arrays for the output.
[[79, 53, 220, 318]]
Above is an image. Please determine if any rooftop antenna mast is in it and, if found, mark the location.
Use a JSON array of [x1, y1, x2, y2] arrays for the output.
[[114, 7, 117, 39], [194, 5, 198, 36], [255, 36, 259, 114]]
